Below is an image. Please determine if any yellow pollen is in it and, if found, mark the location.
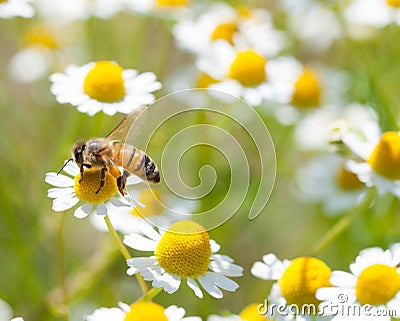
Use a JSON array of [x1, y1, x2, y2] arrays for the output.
[[279, 257, 331, 308], [210, 22, 239, 45], [155, 220, 211, 278], [131, 190, 164, 218], [236, 6, 253, 19], [356, 264, 400, 305], [387, 0, 400, 7], [196, 72, 219, 88], [240, 303, 266, 321], [291, 69, 321, 108], [24, 26, 58, 49], [156, 0, 187, 7], [336, 165, 364, 190], [124, 302, 168, 321], [368, 132, 400, 180], [228, 50, 267, 87], [74, 168, 118, 204], [83, 61, 126, 103]]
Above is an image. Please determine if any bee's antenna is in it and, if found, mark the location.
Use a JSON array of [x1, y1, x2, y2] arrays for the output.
[[57, 158, 73, 175]]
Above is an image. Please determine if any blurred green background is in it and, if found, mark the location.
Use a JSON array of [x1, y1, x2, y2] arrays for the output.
[[1, 0, 400, 320]]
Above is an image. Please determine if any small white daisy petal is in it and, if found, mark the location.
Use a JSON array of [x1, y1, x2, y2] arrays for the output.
[[187, 278, 204, 298], [206, 271, 239, 292], [45, 172, 75, 188], [85, 307, 125, 321], [210, 239, 221, 253], [198, 273, 224, 299], [52, 195, 79, 212], [123, 233, 159, 251], [330, 270, 357, 287], [95, 204, 107, 216], [74, 203, 93, 219], [210, 254, 243, 277]]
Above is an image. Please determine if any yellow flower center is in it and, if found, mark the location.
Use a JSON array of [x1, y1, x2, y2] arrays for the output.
[[210, 22, 239, 45], [336, 165, 364, 190], [83, 61, 126, 103], [368, 132, 400, 180], [155, 220, 211, 278], [356, 264, 400, 305], [131, 190, 164, 218], [24, 26, 58, 49], [124, 302, 168, 321], [240, 303, 266, 321], [236, 6, 253, 19], [0, 0, 7, 3], [387, 0, 400, 7], [279, 257, 331, 308], [74, 168, 118, 204], [228, 50, 267, 87], [196, 72, 219, 88], [156, 0, 187, 6], [291, 69, 321, 108]]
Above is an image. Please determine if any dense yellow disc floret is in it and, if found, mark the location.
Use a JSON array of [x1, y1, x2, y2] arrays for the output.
[[228, 50, 267, 87], [124, 302, 168, 321], [155, 220, 212, 278], [291, 69, 321, 108], [336, 165, 364, 190]]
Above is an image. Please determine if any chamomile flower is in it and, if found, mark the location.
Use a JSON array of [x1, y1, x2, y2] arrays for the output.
[[173, 3, 285, 57], [293, 103, 378, 152], [125, 0, 190, 18], [297, 153, 367, 216], [316, 244, 400, 320], [251, 254, 331, 321], [45, 160, 140, 218], [90, 188, 197, 234], [50, 61, 161, 116], [124, 220, 243, 299], [207, 303, 266, 321], [343, 122, 400, 197], [196, 41, 292, 106], [344, 0, 400, 37], [86, 301, 201, 321], [0, 0, 34, 19], [281, 0, 341, 53]]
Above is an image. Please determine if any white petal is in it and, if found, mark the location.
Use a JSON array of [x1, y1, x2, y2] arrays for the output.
[[74, 203, 93, 218], [330, 270, 357, 287], [139, 223, 162, 241], [127, 256, 158, 269], [153, 272, 181, 294], [210, 255, 243, 277], [205, 271, 239, 291], [52, 196, 79, 212], [198, 274, 223, 299], [45, 172, 74, 187], [187, 278, 203, 298], [164, 305, 185, 321], [123, 233, 159, 251], [85, 307, 125, 321], [47, 187, 75, 199], [95, 204, 107, 216], [110, 197, 131, 207], [210, 239, 221, 253]]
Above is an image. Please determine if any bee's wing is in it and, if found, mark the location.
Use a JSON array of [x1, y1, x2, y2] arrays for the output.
[[106, 106, 147, 142]]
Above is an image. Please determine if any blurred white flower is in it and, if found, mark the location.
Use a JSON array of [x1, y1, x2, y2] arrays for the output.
[[0, 0, 34, 18], [173, 2, 285, 57], [297, 153, 367, 216], [125, 0, 190, 19], [0, 299, 13, 321], [50, 61, 161, 116]]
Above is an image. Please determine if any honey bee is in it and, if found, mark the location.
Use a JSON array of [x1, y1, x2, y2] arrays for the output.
[[59, 108, 160, 195]]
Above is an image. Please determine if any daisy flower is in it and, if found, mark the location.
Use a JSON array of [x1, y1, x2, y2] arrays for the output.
[[90, 187, 197, 234], [125, 0, 190, 18], [293, 103, 378, 152], [297, 153, 367, 216], [343, 121, 400, 197], [316, 244, 400, 320], [343, 0, 400, 37], [0, 0, 34, 18], [173, 2, 285, 57], [280, 0, 341, 53], [45, 160, 140, 218], [196, 41, 292, 107], [123, 220, 243, 299], [251, 253, 332, 321], [86, 301, 201, 321], [207, 303, 266, 321], [49, 60, 161, 116]]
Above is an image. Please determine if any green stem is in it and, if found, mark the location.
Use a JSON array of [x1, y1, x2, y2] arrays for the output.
[[311, 188, 376, 256], [58, 212, 70, 320], [135, 287, 163, 303], [103, 215, 149, 294]]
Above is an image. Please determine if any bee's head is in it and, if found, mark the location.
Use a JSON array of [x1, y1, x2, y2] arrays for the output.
[[72, 141, 86, 165]]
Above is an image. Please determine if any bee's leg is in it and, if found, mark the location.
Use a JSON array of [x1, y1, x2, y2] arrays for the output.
[[79, 163, 92, 183], [96, 167, 107, 194], [116, 170, 129, 196]]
